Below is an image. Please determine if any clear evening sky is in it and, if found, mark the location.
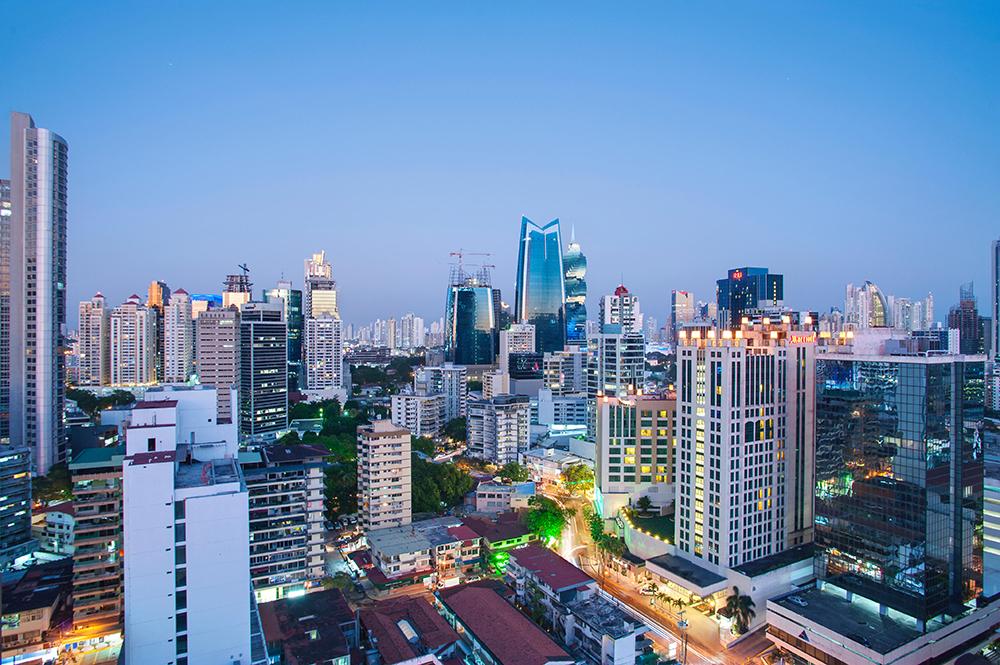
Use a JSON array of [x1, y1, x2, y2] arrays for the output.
[[4, 2, 999, 328]]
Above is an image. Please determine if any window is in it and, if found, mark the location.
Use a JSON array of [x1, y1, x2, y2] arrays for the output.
[[147, 437, 156, 452]]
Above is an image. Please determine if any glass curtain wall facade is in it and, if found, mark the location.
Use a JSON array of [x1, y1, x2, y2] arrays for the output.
[[716, 267, 783, 329], [445, 281, 497, 366], [264, 282, 303, 392], [814, 355, 985, 623], [564, 233, 587, 348], [515, 217, 565, 353]]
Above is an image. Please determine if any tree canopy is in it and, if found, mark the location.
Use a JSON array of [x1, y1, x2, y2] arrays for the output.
[[498, 462, 530, 483], [411, 454, 475, 513], [66, 388, 135, 420], [442, 417, 467, 443], [561, 463, 594, 494], [525, 496, 572, 543]]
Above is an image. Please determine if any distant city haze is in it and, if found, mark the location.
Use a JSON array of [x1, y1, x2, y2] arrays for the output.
[[3, 3, 998, 327]]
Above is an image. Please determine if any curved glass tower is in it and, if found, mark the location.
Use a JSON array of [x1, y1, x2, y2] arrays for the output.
[[515, 217, 565, 353], [563, 229, 587, 348], [445, 270, 497, 366]]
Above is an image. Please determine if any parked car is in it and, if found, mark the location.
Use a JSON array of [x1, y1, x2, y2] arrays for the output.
[[787, 595, 809, 608], [639, 583, 660, 596]]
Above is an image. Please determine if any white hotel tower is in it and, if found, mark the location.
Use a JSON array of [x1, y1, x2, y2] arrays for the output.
[[675, 318, 816, 569]]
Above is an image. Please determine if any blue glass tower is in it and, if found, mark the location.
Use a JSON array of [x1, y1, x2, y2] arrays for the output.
[[515, 217, 565, 353], [563, 229, 587, 348], [445, 269, 497, 366], [716, 266, 784, 328]]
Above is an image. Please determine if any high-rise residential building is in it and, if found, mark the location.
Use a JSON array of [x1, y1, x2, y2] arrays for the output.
[[587, 325, 646, 439], [304, 316, 344, 392], [399, 313, 426, 350], [467, 394, 531, 464], [599, 284, 643, 333], [445, 266, 498, 366], [241, 443, 328, 603], [10, 112, 69, 475], [164, 288, 194, 383], [563, 229, 587, 348], [239, 301, 288, 440], [69, 444, 125, 636], [542, 347, 588, 395], [357, 420, 412, 532], [499, 322, 535, 373], [844, 280, 890, 329], [716, 267, 784, 329], [0, 445, 34, 566], [391, 393, 445, 437], [223, 272, 253, 309], [595, 392, 675, 517], [121, 390, 263, 665], [515, 217, 566, 353], [675, 321, 816, 568], [78, 293, 111, 386], [644, 315, 659, 343], [813, 342, 984, 625], [0, 179, 10, 442], [948, 281, 983, 355], [196, 308, 240, 422], [415, 363, 467, 422], [147, 280, 171, 382], [387, 317, 398, 350], [671, 290, 696, 344], [264, 281, 304, 392], [110, 295, 156, 386], [304, 250, 338, 319]]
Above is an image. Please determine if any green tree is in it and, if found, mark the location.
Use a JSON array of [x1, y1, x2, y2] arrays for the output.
[[561, 464, 594, 494], [277, 430, 301, 445], [443, 417, 467, 442], [468, 379, 484, 392], [33, 463, 73, 503], [498, 462, 530, 483], [635, 495, 654, 515], [584, 506, 606, 544], [724, 586, 756, 635], [66, 388, 136, 421], [324, 462, 358, 521], [411, 436, 436, 456], [598, 534, 627, 559], [525, 496, 571, 543], [411, 455, 474, 513]]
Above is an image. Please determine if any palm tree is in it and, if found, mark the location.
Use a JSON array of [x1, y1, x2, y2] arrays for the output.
[[723, 586, 756, 635], [635, 495, 654, 515]]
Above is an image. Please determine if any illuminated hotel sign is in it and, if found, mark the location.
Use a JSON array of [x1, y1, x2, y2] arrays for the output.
[[732, 270, 743, 280], [788, 333, 816, 344]]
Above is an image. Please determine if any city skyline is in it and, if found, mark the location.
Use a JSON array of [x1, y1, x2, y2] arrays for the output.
[[4, 3, 998, 327]]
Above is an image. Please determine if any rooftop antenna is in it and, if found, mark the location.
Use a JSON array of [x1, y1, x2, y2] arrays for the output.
[[238, 263, 250, 278]]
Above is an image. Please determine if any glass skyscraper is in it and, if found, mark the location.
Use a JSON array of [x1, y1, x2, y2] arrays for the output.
[[814, 353, 985, 623], [515, 217, 565, 353], [716, 266, 783, 329], [445, 270, 497, 366], [264, 280, 304, 391], [563, 230, 587, 348]]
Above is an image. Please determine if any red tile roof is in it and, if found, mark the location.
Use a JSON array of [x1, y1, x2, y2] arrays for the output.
[[446, 525, 479, 541], [359, 597, 458, 664], [437, 585, 571, 665], [462, 513, 531, 543], [508, 544, 594, 592]]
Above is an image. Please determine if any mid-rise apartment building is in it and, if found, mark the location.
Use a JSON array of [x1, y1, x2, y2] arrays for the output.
[[78, 293, 110, 386], [391, 392, 445, 438], [196, 307, 239, 422], [467, 394, 531, 464], [415, 363, 467, 422], [358, 420, 412, 532], [110, 294, 156, 386]]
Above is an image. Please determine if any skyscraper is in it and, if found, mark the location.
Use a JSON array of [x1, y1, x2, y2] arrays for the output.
[[444, 266, 497, 366], [515, 217, 565, 353], [164, 289, 194, 383], [196, 308, 239, 422], [239, 301, 288, 439], [264, 280, 304, 392], [110, 295, 156, 386], [10, 112, 68, 475], [0, 179, 9, 442], [675, 321, 816, 568], [716, 267, 784, 329], [948, 281, 983, 355], [670, 290, 695, 344], [358, 420, 412, 532], [845, 280, 891, 329], [563, 229, 587, 348], [304, 316, 344, 392], [147, 280, 171, 382], [78, 293, 111, 386], [599, 284, 643, 333], [499, 323, 535, 373], [0, 445, 34, 566], [587, 324, 645, 439], [304, 250, 338, 319]]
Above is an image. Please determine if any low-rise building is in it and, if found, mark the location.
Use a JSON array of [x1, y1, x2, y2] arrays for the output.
[[359, 596, 460, 664], [472, 481, 535, 513], [32, 502, 76, 556], [260, 588, 357, 665], [435, 582, 575, 665], [0, 557, 73, 661], [462, 513, 535, 570], [240, 443, 328, 603], [358, 517, 482, 590], [522, 447, 586, 488]]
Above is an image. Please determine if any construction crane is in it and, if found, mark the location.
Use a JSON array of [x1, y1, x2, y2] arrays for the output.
[[449, 250, 494, 285], [238, 263, 250, 277]]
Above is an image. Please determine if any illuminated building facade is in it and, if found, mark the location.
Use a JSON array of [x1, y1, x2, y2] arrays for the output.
[[675, 321, 815, 568], [599, 284, 642, 334], [264, 280, 304, 392], [109, 295, 156, 386], [78, 293, 111, 386], [716, 267, 784, 329], [239, 301, 288, 439], [814, 349, 985, 623], [445, 270, 497, 366], [0, 445, 34, 566], [563, 230, 587, 348], [514, 217, 565, 353], [357, 420, 412, 532], [164, 288, 194, 383]]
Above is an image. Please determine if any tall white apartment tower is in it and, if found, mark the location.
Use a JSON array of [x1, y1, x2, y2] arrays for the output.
[[600, 285, 643, 334], [304, 316, 343, 390], [415, 363, 468, 421], [122, 388, 260, 665], [164, 288, 194, 383], [499, 323, 535, 373], [10, 112, 69, 474], [357, 420, 412, 532], [110, 295, 156, 386], [196, 308, 240, 423], [675, 321, 816, 569], [303, 250, 337, 319], [78, 293, 110, 386]]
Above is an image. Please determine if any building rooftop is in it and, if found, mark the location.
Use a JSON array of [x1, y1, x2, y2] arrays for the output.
[[175, 457, 242, 488], [126, 450, 177, 466], [508, 544, 593, 592], [645, 553, 726, 592], [359, 597, 459, 664], [132, 399, 178, 410], [262, 443, 330, 464], [463, 513, 531, 544], [368, 517, 468, 556], [566, 595, 647, 640], [732, 543, 814, 578], [70, 444, 126, 469], [770, 584, 922, 655], [437, 584, 571, 665], [1, 557, 73, 614], [259, 588, 354, 665]]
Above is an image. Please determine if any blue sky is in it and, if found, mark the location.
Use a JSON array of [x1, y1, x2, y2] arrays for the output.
[[4, 2, 999, 327]]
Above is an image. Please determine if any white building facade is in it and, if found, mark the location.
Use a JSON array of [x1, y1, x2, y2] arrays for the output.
[[164, 288, 194, 384], [78, 293, 110, 387], [110, 295, 156, 386], [467, 395, 531, 464]]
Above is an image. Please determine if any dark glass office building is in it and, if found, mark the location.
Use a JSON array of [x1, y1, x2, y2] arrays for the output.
[[445, 275, 497, 366], [239, 302, 288, 440], [515, 217, 566, 353], [563, 232, 587, 348], [264, 282, 304, 392], [716, 267, 783, 328], [814, 354, 985, 624]]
